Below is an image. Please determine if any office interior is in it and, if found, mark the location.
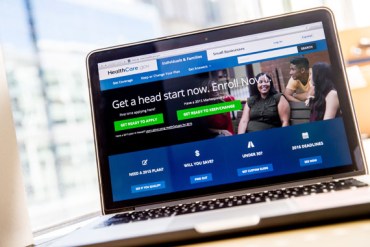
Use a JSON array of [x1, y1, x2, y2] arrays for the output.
[[0, 0, 370, 245]]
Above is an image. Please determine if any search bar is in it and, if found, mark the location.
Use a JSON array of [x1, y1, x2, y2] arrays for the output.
[[237, 46, 298, 64]]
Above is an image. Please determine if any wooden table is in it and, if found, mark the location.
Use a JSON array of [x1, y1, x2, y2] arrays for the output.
[[184, 219, 370, 247]]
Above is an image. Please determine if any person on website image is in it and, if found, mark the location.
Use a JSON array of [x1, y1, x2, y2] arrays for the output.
[[283, 57, 314, 102], [307, 62, 341, 121], [204, 79, 235, 137], [237, 73, 290, 133]]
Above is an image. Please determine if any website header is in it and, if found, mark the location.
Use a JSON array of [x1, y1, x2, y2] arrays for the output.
[[98, 22, 326, 91], [98, 22, 323, 70]]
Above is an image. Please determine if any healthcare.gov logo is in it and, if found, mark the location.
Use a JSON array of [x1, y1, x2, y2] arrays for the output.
[[107, 66, 139, 75], [99, 60, 158, 80]]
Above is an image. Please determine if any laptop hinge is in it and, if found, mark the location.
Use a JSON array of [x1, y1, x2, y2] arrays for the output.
[[105, 206, 135, 215], [332, 170, 364, 179]]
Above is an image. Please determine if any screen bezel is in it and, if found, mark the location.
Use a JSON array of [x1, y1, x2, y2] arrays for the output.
[[86, 8, 366, 214]]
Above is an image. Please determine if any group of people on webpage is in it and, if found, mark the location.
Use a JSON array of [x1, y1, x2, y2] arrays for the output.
[[207, 57, 341, 136]]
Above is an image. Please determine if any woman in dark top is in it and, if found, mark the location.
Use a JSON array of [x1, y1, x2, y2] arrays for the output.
[[238, 73, 290, 133], [307, 62, 340, 121]]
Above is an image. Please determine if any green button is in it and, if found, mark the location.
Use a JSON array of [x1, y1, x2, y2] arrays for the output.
[[114, 113, 164, 132], [177, 100, 242, 121]]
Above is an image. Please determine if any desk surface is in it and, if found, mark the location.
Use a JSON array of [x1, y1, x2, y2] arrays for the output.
[[184, 219, 370, 247]]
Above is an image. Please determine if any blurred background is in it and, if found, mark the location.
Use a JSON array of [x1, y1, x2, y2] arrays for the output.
[[0, 0, 369, 232]]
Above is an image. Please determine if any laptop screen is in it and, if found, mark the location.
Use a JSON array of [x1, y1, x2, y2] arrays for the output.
[[87, 8, 365, 212]]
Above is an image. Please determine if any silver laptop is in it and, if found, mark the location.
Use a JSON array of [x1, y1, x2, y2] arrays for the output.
[[54, 7, 370, 246]]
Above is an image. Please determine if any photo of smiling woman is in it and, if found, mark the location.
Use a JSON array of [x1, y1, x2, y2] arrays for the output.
[[238, 72, 290, 133]]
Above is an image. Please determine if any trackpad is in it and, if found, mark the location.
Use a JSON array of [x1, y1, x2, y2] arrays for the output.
[[195, 215, 260, 233], [169, 201, 293, 233]]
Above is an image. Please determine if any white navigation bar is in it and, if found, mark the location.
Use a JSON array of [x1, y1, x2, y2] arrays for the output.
[[98, 22, 324, 70]]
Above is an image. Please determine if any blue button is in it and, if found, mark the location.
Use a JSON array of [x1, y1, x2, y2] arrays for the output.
[[190, 173, 213, 184], [299, 156, 322, 167], [131, 181, 166, 193], [237, 164, 273, 176]]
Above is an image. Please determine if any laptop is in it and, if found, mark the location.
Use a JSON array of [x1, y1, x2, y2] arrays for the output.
[[54, 7, 370, 246], [0, 48, 33, 246]]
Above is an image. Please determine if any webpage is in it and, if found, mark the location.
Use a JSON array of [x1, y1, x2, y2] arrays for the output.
[[97, 22, 352, 202]]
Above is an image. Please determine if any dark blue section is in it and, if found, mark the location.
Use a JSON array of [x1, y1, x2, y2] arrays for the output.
[[237, 164, 273, 176], [109, 147, 172, 201], [299, 156, 323, 167], [100, 40, 327, 91], [109, 118, 352, 201], [167, 138, 231, 190]]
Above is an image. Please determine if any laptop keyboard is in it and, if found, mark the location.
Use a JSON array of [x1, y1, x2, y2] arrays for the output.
[[101, 178, 367, 227]]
